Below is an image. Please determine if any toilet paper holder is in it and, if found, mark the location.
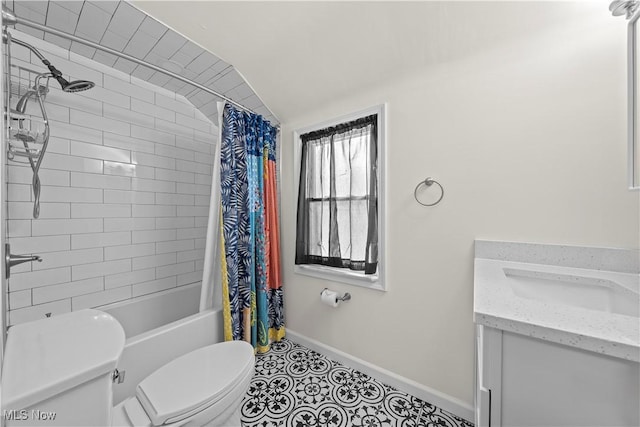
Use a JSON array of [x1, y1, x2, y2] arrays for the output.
[[321, 288, 351, 302]]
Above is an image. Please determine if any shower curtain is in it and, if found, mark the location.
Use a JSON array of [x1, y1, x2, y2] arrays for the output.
[[206, 102, 283, 353]]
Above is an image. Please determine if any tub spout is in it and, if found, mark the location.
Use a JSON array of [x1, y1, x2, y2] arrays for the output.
[[5, 243, 42, 278]]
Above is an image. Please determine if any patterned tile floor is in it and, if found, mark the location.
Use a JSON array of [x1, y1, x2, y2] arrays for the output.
[[240, 339, 474, 427]]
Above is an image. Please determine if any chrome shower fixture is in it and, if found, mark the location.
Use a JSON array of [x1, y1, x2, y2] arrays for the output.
[[2, 25, 94, 218], [610, 0, 640, 18], [9, 36, 95, 93], [9, 72, 52, 219], [1, 5, 17, 26], [15, 85, 49, 114], [2, 6, 95, 93], [58, 79, 94, 93]]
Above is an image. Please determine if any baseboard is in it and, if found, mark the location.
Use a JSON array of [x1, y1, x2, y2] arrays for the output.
[[286, 329, 475, 423]]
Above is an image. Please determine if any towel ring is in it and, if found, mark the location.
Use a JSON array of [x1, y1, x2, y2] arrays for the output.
[[414, 177, 444, 206]]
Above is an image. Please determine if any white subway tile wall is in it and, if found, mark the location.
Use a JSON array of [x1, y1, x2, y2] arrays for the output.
[[6, 31, 217, 326]]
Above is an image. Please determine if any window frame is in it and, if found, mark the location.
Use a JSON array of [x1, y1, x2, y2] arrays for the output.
[[293, 104, 387, 291]]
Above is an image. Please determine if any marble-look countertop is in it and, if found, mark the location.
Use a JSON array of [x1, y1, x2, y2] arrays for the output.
[[474, 241, 640, 362]]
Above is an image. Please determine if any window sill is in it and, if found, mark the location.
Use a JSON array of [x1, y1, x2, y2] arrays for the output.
[[294, 264, 386, 291]]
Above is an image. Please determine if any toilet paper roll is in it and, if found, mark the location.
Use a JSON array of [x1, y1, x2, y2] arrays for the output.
[[320, 289, 339, 308]]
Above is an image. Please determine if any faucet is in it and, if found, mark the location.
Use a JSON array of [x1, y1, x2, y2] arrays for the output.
[[5, 243, 42, 278]]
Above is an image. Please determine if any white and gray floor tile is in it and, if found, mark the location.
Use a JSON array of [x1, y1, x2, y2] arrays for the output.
[[241, 339, 474, 427]]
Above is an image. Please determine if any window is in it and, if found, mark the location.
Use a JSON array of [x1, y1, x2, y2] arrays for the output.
[[294, 105, 385, 290]]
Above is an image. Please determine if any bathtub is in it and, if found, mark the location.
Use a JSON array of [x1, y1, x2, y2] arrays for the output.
[[100, 283, 223, 404]]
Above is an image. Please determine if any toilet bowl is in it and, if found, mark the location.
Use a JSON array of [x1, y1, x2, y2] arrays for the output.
[[1, 309, 254, 427]]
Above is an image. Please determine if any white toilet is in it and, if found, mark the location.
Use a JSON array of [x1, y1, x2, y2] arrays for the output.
[[1, 309, 255, 427]]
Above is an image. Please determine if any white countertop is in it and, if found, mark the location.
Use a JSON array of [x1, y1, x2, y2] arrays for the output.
[[474, 257, 640, 362]]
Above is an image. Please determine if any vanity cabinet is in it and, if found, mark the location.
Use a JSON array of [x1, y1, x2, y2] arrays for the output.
[[475, 325, 640, 427]]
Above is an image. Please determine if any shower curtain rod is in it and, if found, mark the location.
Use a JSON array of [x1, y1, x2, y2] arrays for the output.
[[3, 10, 279, 125]]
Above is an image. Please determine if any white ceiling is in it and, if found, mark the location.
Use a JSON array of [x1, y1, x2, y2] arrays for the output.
[[132, 1, 597, 124]]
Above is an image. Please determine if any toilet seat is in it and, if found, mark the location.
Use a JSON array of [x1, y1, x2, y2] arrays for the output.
[[125, 341, 254, 426]]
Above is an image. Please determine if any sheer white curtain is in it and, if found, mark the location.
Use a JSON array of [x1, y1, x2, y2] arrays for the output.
[[295, 114, 378, 274], [199, 102, 225, 311]]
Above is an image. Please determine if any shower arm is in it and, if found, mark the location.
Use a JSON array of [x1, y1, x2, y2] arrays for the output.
[[4, 33, 73, 89], [10, 36, 47, 63]]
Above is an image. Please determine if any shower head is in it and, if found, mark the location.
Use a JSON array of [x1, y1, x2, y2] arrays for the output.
[[8, 36, 95, 94], [54, 76, 95, 93], [44, 62, 95, 93]]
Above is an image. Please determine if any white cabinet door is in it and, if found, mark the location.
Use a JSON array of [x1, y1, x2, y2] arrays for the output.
[[477, 325, 640, 427], [501, 331, 639, 427]]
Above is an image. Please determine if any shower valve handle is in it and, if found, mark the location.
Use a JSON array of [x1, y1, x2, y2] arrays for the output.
[[5, 243, 42, 279]]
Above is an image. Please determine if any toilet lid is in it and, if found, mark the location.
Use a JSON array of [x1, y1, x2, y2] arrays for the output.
[[135, 341, 254, 426]]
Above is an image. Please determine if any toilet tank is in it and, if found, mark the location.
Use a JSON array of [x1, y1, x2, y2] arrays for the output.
[[1, 309, 126, 426]]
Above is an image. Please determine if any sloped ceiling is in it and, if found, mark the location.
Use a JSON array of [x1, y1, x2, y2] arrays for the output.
[[133, 1, 602, 124], [6, 0, 279, 125], [5, 1, 608, 126]]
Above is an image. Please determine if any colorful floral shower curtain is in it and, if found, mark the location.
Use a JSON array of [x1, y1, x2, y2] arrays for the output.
[[219, 103, 284, 353]]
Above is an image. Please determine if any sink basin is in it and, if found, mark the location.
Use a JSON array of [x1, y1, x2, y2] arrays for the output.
[[474, 241, 640, 362], [504, 268, 640, 318]]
